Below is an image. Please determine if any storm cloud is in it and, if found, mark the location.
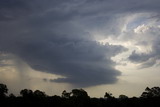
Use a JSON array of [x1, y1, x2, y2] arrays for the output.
[[1, 0, 160, 87], [0, 0, 129, 87]]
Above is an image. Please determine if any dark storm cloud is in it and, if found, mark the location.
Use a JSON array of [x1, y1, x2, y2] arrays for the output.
[[0, 0, 31, 21], [1, 34, 126, 87], [0, 0, 160, 86]]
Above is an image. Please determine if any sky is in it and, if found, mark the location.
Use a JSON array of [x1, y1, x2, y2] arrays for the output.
[[0, 0, 160, 98]]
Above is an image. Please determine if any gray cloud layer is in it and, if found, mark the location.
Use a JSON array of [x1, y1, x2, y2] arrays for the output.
[[0, 0, 160, 87], [0, 0, 128, 87]]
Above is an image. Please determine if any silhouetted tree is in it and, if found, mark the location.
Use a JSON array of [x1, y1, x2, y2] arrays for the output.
[[33, 90, 47, 98], [0, 83, 8, 98], [20, 89, 33, 98], [1, 82, 160, 107], [104, 92, 113, 99], [119, 94, 128, 99], [9, 93, 16, 98], [71, 89, 89, 98], [141, 87, 160, 98], [62, 90, 71, 98]]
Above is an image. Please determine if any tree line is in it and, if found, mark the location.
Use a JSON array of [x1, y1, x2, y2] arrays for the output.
[[1, 83, 160, 107]]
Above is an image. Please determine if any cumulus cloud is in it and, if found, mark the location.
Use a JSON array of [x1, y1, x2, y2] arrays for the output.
[[134, 24, 150, 34], [128, 24, 160, 68]]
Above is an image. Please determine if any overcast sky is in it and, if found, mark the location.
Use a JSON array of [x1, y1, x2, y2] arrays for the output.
[[0, 0, 160, 97]]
